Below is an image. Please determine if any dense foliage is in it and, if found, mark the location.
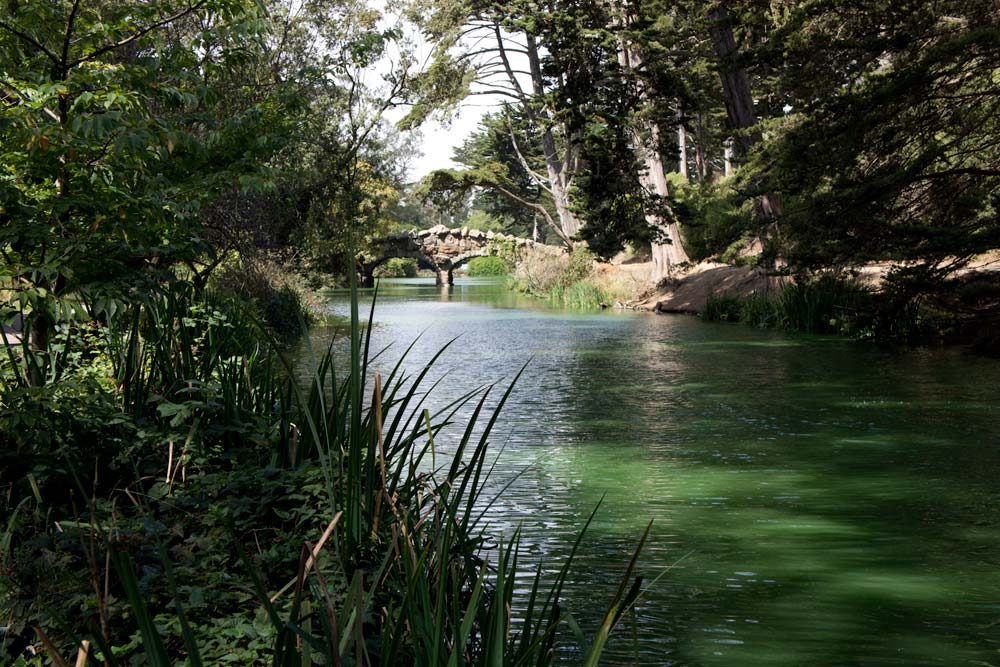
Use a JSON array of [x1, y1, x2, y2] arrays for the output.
[[465, 256, 510, 276], [404, 0, 999, 340], [0, 1, 644, 663], [1, 284, 646, 664], [374, 257, 419, 277]]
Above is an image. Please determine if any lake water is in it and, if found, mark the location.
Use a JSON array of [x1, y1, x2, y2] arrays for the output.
[[297, 277, 1000, 666]]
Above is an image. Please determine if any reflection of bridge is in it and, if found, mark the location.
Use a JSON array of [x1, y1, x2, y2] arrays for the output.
[[362, 225, 564, 286]]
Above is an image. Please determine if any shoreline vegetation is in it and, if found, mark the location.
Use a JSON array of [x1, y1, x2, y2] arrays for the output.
[[643, 254, 1000, 352], [508, 247, 647, 310], [4, 251, 989, 661], [0, 278, 646, 665], [500, 248, 1000, 352]]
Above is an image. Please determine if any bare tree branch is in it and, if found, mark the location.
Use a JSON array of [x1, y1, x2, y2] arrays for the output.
[[467, 88, 523, 100], [69, 0, 212, 67], [61, 0, 83, 76], [507, 114, 553, 195], [492, 184, 569, 246], [493, 23, 529, 103]]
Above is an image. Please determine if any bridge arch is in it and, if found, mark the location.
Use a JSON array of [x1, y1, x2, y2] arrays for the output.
[[361, 250, 437, 285], [362, 225, 562, 286]]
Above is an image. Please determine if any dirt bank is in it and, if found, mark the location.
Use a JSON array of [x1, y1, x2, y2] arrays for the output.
[[611, 261, 787, 314], [613, 251, 1000, 315]]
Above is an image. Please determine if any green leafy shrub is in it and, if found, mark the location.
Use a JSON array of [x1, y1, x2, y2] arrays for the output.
[[566, 246, 597, 283], [465, 255, 510, 276], [0, 370, 137, 507], [210, 257, 316, 341], [373, 257, 418, 278]]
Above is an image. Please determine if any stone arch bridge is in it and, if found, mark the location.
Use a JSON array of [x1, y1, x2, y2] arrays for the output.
[[362, 225, 564, 286]]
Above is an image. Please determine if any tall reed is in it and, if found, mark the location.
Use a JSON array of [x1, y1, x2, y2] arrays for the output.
[[16, 274, 648, 666], [702, 277, 875, 335]]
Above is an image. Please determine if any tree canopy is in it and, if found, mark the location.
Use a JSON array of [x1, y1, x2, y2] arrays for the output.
[[407, 0, 998, 298], [3, 0, 998, 337]]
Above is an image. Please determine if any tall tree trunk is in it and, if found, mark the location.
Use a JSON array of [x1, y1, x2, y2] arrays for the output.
[[525, 34, 582, 243], [615, 35, 690, 281], [695, 112, 708, 181], [677, 107, 689, 179], [708, 2, 782, 232], [707, 4, 760, 154], [642, 122, 691, 275]]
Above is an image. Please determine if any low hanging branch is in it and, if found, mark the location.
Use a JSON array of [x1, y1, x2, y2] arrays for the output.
[[415, 167, 571, 247], [491, 184, 568, 245]]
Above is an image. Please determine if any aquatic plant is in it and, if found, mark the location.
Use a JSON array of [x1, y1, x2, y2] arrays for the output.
[[701, 293, 743, 323], [1, 276, 647, 665], [699, 276, 943, 342]]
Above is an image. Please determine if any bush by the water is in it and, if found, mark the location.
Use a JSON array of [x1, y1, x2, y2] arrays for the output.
[[0, 280, 645, 665], [465, 255, 510, 276], [210, 255, 317, 341], [373, 257, 418, 278], [701, 276, 941, 341], [511, 246, 602, 306], [510, 247, 642, 308]]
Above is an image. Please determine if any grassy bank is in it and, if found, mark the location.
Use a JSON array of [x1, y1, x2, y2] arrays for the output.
[[0, 278, 645, 665], [702, 277, 881, 336]]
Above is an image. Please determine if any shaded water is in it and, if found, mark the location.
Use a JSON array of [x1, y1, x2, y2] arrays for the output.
[[297, 277, 1000, 666]]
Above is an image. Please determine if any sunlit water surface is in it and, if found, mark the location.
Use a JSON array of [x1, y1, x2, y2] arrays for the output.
[[293, 277, 1000, 666]]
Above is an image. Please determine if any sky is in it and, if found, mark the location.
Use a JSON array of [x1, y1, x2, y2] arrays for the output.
[[377, 5, 531, 184], [390, 105, 491, 182], [374, 3, 497, 183]]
